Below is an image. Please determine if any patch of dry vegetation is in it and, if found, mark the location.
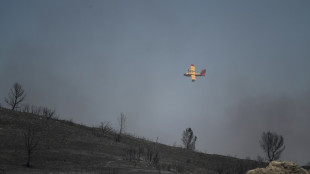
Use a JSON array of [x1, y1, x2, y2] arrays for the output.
[[0, 107, 267, 173]]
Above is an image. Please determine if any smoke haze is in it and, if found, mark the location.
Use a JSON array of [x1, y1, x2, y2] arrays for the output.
[[1, 0, 310, 164]]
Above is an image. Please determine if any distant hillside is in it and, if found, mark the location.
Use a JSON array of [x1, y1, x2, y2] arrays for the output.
[[0, 107, 266, 174]]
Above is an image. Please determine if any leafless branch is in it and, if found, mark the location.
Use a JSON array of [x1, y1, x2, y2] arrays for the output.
[[42, 107, 56, 120], [182, 128, 197, 150], [24, 124, 40, 168], [99, 121, 112, 136], [4, 83, 26, 110], [260, 131, 285, 162]]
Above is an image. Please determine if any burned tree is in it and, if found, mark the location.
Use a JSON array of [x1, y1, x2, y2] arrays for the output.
[[24, 124, 40, 167], [115, 112, 126, 142], [182, 128, 197, 150], [99, 121, 113, 136], [4, 83, 26, 111], [260, 131, 285, 162], [118, 112, 126, 135], [42, 107, 57, 120]]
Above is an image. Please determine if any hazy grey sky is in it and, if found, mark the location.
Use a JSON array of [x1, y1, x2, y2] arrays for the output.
[[1, 0, 310, 164]]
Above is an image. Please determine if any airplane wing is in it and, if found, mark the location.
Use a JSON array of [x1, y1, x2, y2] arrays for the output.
[[184, 72, 190, 76], [195, 69, 206, 76]]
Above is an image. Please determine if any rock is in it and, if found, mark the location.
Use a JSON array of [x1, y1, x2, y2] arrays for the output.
[[247, 161, 310, 174]]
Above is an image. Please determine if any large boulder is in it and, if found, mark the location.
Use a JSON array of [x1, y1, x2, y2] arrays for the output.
[[247, 161, 310, 174]]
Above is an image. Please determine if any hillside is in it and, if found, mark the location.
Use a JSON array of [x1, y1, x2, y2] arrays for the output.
[[0, 107, 266, 174]]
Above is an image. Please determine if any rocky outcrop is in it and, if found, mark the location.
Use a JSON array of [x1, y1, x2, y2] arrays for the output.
[[247, 161, 310, 174]]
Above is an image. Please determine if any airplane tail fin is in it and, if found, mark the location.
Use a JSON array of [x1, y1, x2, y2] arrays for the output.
[[201, 69, 206, 76]]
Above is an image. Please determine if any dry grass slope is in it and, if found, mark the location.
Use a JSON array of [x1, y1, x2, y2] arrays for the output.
[[0, 107, 267, 174]]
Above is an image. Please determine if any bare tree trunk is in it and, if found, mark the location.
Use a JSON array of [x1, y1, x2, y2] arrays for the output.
[[116, 112, 126, 142], [118, 112, 126, 135]]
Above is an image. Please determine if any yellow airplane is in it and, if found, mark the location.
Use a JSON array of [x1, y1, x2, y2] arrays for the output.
[[184, 64, 206, 82]]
